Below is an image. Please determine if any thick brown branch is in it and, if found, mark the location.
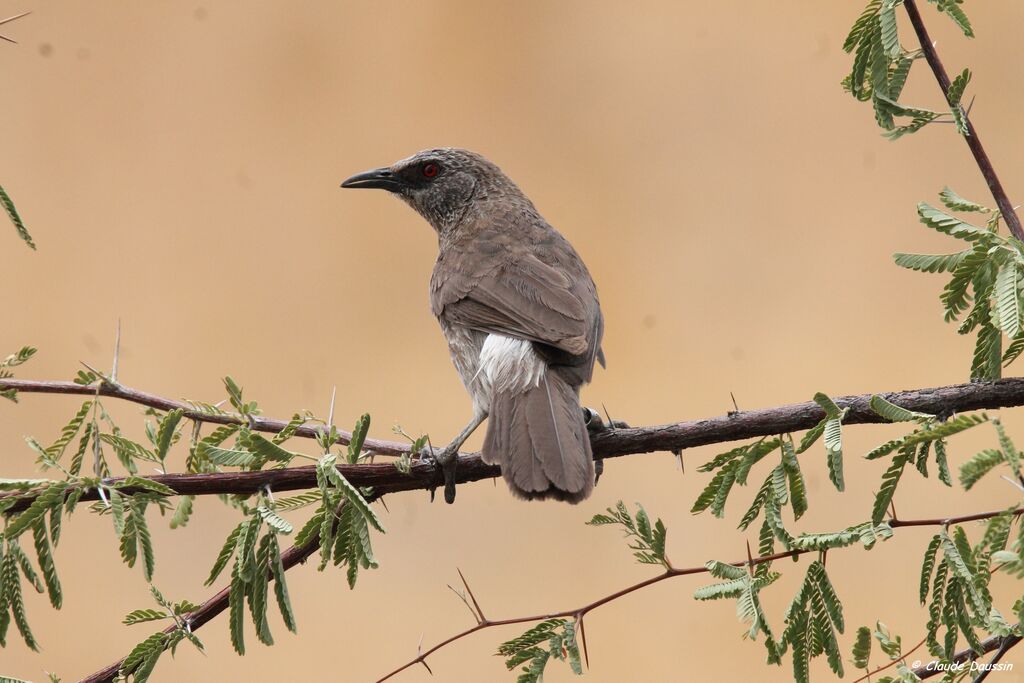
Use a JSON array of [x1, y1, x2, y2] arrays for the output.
[[902, 0, 1023, 241], [6, 377, 1024, 513]]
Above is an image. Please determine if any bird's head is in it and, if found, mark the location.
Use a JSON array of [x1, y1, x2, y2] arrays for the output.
[[341, 148, 517, 234]]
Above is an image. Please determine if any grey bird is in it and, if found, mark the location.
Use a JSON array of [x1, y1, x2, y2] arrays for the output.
[[342, 148, 604, 504]]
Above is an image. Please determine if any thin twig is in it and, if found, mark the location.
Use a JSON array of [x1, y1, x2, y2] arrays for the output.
[[902, 0, 1024, 241], [376, 504, 1021, 683], [852, 636, 927, 683]]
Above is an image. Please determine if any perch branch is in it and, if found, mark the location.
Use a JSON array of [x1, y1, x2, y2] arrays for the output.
[[6, 377, 1024, 513]]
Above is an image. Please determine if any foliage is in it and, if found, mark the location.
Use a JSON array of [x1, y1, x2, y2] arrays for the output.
[[0, 185, 33, 250], [497, 619, 582, 683], [116, 585, 204, 683], [0, 369, 382, 666]]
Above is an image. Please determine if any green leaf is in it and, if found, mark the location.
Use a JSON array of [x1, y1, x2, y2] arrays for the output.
[[268, 534, 296, 633], [843, 0, 882, 53], [170, 496, 194, 529], [249, 534, 274, 646], [947, 68, 971, 135], [920, 535, 942, 604], [205, 521, 244, 586], [119, 631, 167, 682], [3, 550, 37, 650], [273, 492, 322, 512], [781, 439, 808, 519], [0, 184, 34, 249], [123, 608, 169, 625], [256, 506, 293, 535], [6, 482, 69, 539], [133, 500, 155, 581], [118, 476, 176, 497], [852, 625, 872, 669], [870, 395, 933, 423], [319, 457, 384, 532], [45, 401, 92, 460], [244, 432, 299, 465], [347, 414, 371, 464], [994, 263, 1021, 339], [940, 186, 989, 213], [878, 2, 899, 57], [894, 250, 971, 274], [934, 0, 973, 37], [972, 321, 1003, 380], [154, 409, 184, 463], [918, 203, 992, 242], [195, 443, 255, 468], [705, 559, 747, 581], [872, 448, 910, 524], [228, 563, 246, 655], [31, 520, 61, 609], [941, 529, 987, 618]]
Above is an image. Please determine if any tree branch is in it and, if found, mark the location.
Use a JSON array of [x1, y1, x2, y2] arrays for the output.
[[902, 0, 1023, 241], [6, 377, 1024, 513]]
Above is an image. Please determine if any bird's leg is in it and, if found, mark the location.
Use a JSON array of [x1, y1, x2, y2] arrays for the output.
[[434, 411, 487, 505]]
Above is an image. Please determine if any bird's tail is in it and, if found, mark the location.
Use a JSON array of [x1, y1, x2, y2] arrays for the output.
[[482, 372, 594, 503]]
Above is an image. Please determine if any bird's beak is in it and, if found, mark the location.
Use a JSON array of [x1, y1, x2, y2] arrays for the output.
[[340, 167, 402, 191]]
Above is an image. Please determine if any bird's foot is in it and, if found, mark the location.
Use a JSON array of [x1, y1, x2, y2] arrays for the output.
[[583, 407, 630, 432], [430, 445, 459, 505]]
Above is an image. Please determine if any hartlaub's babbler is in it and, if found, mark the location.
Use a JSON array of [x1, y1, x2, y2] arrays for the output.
[[342, 149, 605, 503]]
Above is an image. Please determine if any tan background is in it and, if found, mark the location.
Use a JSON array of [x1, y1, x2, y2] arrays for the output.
[[4, 1, 1024, 681]]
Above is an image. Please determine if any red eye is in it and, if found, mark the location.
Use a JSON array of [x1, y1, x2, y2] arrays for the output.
[[423, 163, 439, 178]]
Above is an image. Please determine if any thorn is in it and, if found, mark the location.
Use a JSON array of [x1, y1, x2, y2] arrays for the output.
[[746, 539, 754, 574], [327, 385, 337, 429], [0, 11, 31, 26], [729, 391, 740, 416], [964, 94, 976, 117], [417, 632, 424, 656], [378, 496, 389, 514], [447, 584, 478, 623], [672, 449, 684, 474], [418, 659, 433, 676], [1000, 474, 1024, 492], [601, 403, 615, 431], [79, 361, 111, 384], [111, 319, 122, 383], [889, 500, 898, 521], [458, 568, 486, 623], [264, 484, 274, 501], [578, 615, 590, 669]]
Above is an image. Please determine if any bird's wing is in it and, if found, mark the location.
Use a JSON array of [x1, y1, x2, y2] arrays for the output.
[[436, 252, 595, 358]]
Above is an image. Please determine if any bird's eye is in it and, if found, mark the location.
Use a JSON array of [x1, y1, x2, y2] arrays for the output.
[[423, 163, 439, 178]]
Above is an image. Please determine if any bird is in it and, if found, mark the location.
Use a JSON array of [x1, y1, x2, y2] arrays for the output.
[[341, 148, 604, 504]]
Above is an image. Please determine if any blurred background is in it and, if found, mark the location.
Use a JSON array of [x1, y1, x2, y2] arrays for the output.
[[3, 1, 1024, 680]]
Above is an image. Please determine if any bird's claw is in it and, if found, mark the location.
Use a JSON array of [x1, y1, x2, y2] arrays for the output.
[[430, 446, 459, 504]]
